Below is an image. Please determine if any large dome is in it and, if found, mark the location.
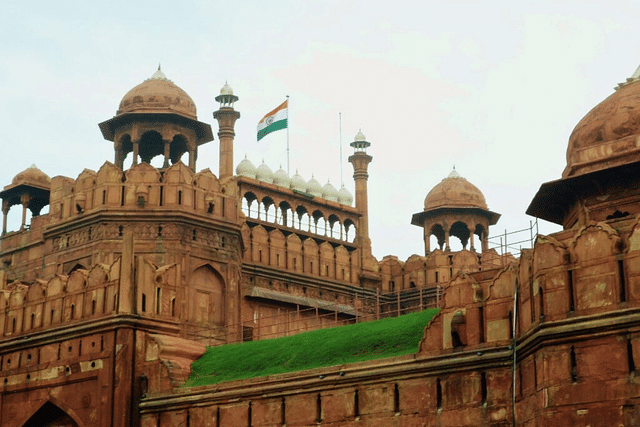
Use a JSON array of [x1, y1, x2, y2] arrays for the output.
[[117, 67, 197, 120], [423, 170, 487, 211], [564, 78, 640, 178]]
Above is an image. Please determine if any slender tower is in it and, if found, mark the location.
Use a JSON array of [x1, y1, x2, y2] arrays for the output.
[[213, 83, 240, 180], [348, 130, 374, 272]]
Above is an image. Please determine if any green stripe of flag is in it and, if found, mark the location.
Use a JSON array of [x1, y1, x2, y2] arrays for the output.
[[257, 118, 287, 141]]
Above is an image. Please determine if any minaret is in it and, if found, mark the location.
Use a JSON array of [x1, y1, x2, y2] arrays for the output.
[[348, 130, 374, 264], [213, 83, 240, 180]]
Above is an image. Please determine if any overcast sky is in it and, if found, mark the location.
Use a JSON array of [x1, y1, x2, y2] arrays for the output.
[[2, 0, 640, 261]]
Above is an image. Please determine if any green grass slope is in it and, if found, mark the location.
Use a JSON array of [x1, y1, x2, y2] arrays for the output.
[[185, 308, 439, 387]]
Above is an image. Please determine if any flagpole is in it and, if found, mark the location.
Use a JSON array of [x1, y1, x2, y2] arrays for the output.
[[286, 95, 290, 175], [339, 112, 343, 186]]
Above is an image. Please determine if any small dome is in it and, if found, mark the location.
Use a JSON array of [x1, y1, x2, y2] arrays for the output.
[[290, 170, 306, 191], [354, 130, 366, 141], [564, 77, 640, 177], [322, 180, 339, 202], [306, 175, 323, 197], [338, 185, 353, 206], [220, 82, 234, 95], [236, 155, 257, 178], [273, 166, 291, 188], [256, 161, 274, 184], [117, 66, 197, 120], [424, 170, 487, 211], [11, 165, 51, 189]]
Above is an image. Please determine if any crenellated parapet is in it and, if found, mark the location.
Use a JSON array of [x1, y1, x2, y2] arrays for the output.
[[0, 255, 185, 340]]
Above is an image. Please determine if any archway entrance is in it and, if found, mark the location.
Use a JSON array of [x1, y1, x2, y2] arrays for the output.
[[22, 401, 78, 427]]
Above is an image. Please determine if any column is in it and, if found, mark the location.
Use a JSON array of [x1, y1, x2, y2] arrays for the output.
[[424, 224, 431, 254], [114, 141, 124, 169], [132, 139, 140, 165], [1, 201, 9, 235], [444, 228, 450, 252], [188, 148, 196, 171], [20, 193, 30, 230], [163, 139, 171, 168]]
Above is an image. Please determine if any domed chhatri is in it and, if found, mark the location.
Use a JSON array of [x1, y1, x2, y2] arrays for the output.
[[529, 65, 640, 227], [565, 67, 640, 178], [99, 67, 213, 171], [423, 169, 488, 212], [412, 169, 500, 253], [117, 65, 197, 120]]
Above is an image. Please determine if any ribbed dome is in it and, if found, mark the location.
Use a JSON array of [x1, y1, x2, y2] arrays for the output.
[[273, 166, 291, 188], [256, 162, 274, 184], [338, 185, 353, 206], [424, 170, 487, 211], [306, 175, 323, 197], [322, 180, 339, 201], [11, 165, 51, 189], [236, 156, 257, 178], [290, 170, 306, 191], [564, 78, 640, 178], [220, 82, 234, 95], [354, 130, 366, 142], [117, 67, 197, 120]]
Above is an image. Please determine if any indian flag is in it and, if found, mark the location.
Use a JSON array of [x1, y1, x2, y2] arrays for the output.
[[257, 100, 288, 141]]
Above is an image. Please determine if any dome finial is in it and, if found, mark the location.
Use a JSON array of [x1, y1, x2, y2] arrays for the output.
[[150, 64, 168, 81], [616, 62, 640, 90]]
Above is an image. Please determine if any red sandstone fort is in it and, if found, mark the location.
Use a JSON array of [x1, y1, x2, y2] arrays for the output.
[[2, 65, 640, 426]]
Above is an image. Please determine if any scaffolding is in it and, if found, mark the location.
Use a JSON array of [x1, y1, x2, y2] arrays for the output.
[[487, 219, 538, 257]]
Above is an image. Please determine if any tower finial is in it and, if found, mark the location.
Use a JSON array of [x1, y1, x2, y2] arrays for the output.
[[158, 62, 161, 71]]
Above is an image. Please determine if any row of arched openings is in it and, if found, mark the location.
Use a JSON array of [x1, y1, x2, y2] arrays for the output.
[[430, 222, 487, 252], [118, 131, 191, 169], [242, 193, 357, 243]]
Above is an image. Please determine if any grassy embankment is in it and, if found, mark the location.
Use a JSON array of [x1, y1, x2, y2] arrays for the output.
[[185, 308, 439, 387]]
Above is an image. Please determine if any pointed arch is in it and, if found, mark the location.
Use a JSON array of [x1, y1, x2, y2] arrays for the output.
[[67, 263, 87, 275], [189, 264, 225, 326], [18, 398, 86, 427]]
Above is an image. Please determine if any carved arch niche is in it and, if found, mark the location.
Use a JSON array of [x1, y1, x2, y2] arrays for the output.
[[568, 223, 623, 312], [189, 265, 225, 326], [531, 235, 569, 321]]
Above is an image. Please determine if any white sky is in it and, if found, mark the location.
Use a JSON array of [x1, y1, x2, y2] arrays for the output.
[[2, 0, 639, 261]]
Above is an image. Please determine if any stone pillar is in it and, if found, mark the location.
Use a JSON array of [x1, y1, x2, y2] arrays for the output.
[[132, 139, 140, 165], [469, 231, 475, 252], [163, 139, 171, 168], [482, 232, 489, 252], [424, 223, 431, 253], [114, 141, 124, 169], [214, 107, 241, 180], [444, 228, 450, 251], [188, 147, 197, 171], [20, 193, 30, 230], [1, 201, 8, 235]]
